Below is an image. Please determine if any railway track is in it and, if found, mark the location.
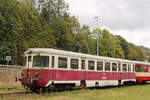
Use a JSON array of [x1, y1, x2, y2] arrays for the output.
[[0, 87, 21, 90], [0, 91, 31, 98], [0, 87, 31, 98], [0, 83, 148, 98]]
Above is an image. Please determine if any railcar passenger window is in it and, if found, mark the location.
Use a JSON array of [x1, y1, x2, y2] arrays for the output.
[[51, 56, 55, 68], [148, 67, 150, 72], [88, 61, 94, 70], [97, 61, 103, 70], [128, 64, 131, 72], [123, 64, 127, 71], [141, 65, 143, 72], [144, 66, 147, 72], [33, 56, 49, 67], [133, 65, 135, 72], [71, 59, 78, 69], [81, 60, 85, 70], [58, 57, 67, 68], [105, 62, 110, 71], [112, 63, 117, 71], [135, 65, 141, 72]]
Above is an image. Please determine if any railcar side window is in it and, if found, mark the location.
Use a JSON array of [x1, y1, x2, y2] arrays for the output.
[[144, 66, 147, 72], [51, 56, 55, 68], [141, 65, 143, 72], [148, 67, 150, 72], [58, 57, 67, 68], [128, 64, 131, 72], [135, 65, 141, 72], [112, 63, 117, 71], [105, 62, 110, 71], [33, 56, 49, 67], [71, 59, 78, 69], [81, 60, 85, 70], [97, 61, 103, 70], [133, 65, 135, 72], [123, 64, 127, 71], [88, 61, 94, 70]]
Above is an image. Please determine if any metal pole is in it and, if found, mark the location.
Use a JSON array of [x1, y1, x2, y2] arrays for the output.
[[94, 17, 99, 56], [7, 61, 9, 72], [97, 31, 99, 56]]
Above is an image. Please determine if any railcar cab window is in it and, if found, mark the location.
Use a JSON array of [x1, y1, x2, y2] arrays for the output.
[[105, 62, 110, 71], [58, 57, 67, 68], [123, 64, 127, 71], [88, 61, 94, 70], [135, 65, 141, 72], [32, 56, 49, 67], [28, 56, 31, 62], [112, 63, 117, 71], [23, 56, 27, 67], [97, 61, 103, 70], [81, 60, 85, 70], [27, 56, 31, 68], [71, 59, 78, 69]]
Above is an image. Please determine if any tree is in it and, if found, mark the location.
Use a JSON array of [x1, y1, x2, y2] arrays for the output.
[[114, 35, 125, 58], [81, 25, 96, 55], [0, 0, 147, 65], [97, 29, 116, 57]]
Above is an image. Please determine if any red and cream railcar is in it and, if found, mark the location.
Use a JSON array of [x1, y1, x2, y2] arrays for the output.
[[21, 48, 136, 90], [134, 62, 150, 83]]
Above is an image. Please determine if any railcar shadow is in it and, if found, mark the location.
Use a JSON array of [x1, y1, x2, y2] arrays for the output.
[[27, 83, 150, 94], [89, 83, 150, 90]]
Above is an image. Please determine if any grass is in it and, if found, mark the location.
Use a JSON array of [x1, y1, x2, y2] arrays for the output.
[[0, 71, 22, 89], [1, 85, 150, 100], [0, 69, 25, 94], [1, 68, 150, 100]]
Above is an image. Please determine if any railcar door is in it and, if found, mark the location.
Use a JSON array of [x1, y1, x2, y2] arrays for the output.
[[49, 55, 56, 80], [80, 59, 86, 86], [118, 62, 122, 85]]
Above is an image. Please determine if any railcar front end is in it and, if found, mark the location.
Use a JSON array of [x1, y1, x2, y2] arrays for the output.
[[22, 55, 53, 91]]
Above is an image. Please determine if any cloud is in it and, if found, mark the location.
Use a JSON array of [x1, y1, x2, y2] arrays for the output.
[[110, 29, 150, 47], [65, 0, 150, 48]]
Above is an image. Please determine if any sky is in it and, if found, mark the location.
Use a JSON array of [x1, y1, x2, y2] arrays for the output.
[[65, 0, 150, 48]]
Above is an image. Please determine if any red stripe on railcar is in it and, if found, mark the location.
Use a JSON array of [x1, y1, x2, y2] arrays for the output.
[[22, 69, 136, 87]]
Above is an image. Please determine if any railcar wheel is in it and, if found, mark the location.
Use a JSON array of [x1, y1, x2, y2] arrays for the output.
[[64, 85, 72, 90], [95, 82, 99, 87], [142, 80, 147, 84], [30, 87, 41, 93], [80, 80, 86, 88], [49, 87, 55, 92], [118, 80, 121, 86]]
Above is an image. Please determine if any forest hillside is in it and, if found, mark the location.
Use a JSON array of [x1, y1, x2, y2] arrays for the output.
[[0, 0, 148, 65]]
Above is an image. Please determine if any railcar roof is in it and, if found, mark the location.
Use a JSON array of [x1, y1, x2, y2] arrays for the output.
[[24, 48, 150, 65]]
